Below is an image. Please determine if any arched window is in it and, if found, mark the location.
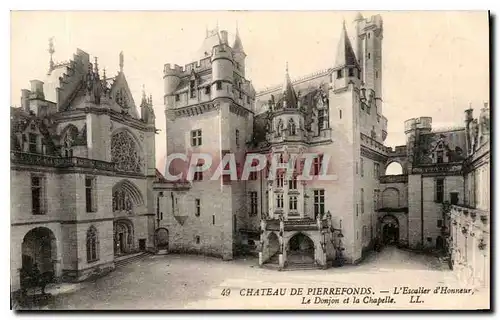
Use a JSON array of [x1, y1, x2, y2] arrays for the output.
[[288, 119, 297, 136], [111, 131, 143, 173], [86, 226, 99, 262], [385, 162, 403, 175]]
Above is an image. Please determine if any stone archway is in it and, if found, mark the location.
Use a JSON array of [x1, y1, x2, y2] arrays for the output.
[[264, 232, 280, 264], [380, 214, 399, 245], [114, 219, 134, 256], [21, 227, 57, 289], [155, 228, 169, 251], [287, 233, 315, 265]]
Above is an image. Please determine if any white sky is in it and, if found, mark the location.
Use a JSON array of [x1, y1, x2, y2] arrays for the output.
[[10, 11, 489, 169]]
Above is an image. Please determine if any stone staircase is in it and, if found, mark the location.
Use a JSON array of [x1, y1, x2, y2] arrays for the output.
[[114, 252, 151, 269]]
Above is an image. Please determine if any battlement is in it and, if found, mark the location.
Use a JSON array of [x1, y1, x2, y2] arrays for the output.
[[404, 117, 432, 134], [163, 64, 184, 76], [164, 56, 213, 77], [256, 68, 332, 96], [359, 14, 383, 32], [211, 44, 233, 61], [388, 145, 407, 156]]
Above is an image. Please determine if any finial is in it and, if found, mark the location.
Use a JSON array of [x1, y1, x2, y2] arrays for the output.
[[149, 94, 153, 105], [285, 61, 289, 74], [48, 37, 55, 71], [142, 84, 146, 100], [103, 67, 107, 80], [119, 51, 124, 72], [94, 57, 99, 73]]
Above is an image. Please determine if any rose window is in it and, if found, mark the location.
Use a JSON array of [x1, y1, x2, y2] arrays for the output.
[[111, 131, 143, 173]]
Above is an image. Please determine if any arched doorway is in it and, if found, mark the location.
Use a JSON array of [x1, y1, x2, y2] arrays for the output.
[[155, 228, 169, 251], [380, 215, 399, 245], [21, 227, 57, 289], [114, 219, 134, 256], [287, 233, 315, 265]]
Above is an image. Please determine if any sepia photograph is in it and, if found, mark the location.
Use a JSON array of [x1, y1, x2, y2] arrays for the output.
[[9, 10, 491, 311]]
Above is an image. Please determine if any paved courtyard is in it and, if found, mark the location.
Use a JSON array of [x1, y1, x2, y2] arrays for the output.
[[36, 247, 487, 310]]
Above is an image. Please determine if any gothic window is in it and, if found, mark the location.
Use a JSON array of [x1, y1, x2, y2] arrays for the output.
[[86, 226, 99, 263], [111, 131, 143, 173], [435, 178, 444, 203], [288, 119, 297, 136]]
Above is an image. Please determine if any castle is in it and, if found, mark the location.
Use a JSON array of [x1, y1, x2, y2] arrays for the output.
[[11, 12, 490, 294]]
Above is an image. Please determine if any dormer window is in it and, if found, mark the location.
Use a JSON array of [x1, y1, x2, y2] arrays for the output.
[[28, 133, 37, 153], [437, 150, 444, 164], [189, 80, 196, 98], [336, 69, 343, 79]]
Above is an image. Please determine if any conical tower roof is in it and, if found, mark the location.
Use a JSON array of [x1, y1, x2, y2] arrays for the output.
[[334, 21, 358, 69], [232, 26, 245, 54], [281, 62, 298, 108]]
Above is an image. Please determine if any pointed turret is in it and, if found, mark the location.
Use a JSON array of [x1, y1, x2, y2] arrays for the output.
[[281, 62, 298, 109], [332, 21, 360, 90], [232, 24, 247, 76], [334, 21, 358, 69], [232, 24, 245, 54]]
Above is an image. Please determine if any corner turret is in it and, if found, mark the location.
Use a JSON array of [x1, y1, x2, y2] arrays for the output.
[[211, 34, 234, 100], [232, 25, 246, 77], [332, 21, 360, 91]]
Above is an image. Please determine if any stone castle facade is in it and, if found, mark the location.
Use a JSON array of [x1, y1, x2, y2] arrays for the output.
[[10, 46, 157, 292], [11, 12, 490, 291]]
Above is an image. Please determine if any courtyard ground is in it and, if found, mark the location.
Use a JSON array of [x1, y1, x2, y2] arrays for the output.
[[28, 246, 489, 310]]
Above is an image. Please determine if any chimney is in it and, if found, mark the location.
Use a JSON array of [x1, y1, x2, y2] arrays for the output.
[[220, 30, 228, 45], [21, 89, 30, 111], [464, 108, 473, 123]]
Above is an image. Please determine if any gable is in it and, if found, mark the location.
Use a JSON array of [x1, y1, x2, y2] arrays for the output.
[[110, 72, 138, 118]]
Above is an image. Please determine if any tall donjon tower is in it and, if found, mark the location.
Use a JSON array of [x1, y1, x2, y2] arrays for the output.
[[353, 13, 383, 114]]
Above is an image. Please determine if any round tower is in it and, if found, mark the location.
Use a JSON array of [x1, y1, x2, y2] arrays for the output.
[[210, 40, 234, 100], [163, 63, 182, 98]]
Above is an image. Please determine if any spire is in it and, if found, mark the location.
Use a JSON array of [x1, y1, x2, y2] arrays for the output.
[[94, 57, 99, 74], [142, 84, 147, 102], [334, 22, 358, 69], [232, 23, 245, 53], [282, 62, 298, 109], [119, 51, 124, 72]]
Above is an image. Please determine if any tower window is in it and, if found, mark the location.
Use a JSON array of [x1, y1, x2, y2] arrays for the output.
[[276, 194, 284, 209], [348, 68, 354, 77], [368, 53, 371, 59], [436, 151, 444, 163], [336, 69, 343, 79], [190, 80, 196, 98], [216, 81, 222, 90], [368, 33, 371, 39], [195, 236, 200, 244], [205, 86, 211, 95], [250, 192, 258, 216], [288, 175, 298, 190], [276, 173, 284, 188], [435, 178, 444, 203], [339, 109, 342, 119], [235, 129, 240, 147], [195, 199, 201, 216], [375, 71, 379, 78], [313, 189, 325, 219], [289, 196, 298, 211], [175, 94, 180, 101], [31, 175, 45, 215], [85, 176, 97, 213], [191, 129, 202, 146]]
